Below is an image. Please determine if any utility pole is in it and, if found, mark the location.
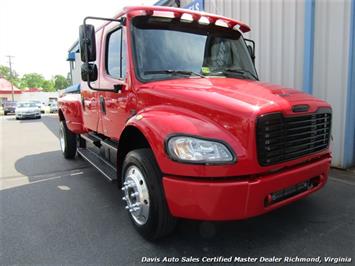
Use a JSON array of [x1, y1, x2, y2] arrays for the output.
[[6, 55, 15, 101]]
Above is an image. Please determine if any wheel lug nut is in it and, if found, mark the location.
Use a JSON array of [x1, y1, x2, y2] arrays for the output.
[[129, 207, 140, 212], [130, 192, 139, 197], [122, 196, 127, 201]]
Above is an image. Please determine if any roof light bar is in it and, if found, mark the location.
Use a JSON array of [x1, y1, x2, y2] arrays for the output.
[[123, 6, 251, 33]]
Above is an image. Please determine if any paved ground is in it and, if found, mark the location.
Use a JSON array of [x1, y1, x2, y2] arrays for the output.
[[0, 115, 354, 265]]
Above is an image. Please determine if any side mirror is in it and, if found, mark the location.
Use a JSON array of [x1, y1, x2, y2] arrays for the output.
[[245, 39, 256, 63], [81, 63, 98, 81], [79, 24, 96, 62]]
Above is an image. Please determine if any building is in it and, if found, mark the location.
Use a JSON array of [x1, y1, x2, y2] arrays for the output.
[[0, 78, 58, 105], [0, 77, 22, 103], [66, 0, 355, 169]]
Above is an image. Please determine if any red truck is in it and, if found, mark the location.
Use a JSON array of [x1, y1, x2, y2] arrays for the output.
[[58, 6, 332, 240]]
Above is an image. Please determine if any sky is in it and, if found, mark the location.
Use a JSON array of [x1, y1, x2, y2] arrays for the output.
[[0, 0, 157, 79]]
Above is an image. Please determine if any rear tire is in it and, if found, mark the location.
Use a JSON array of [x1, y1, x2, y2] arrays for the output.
[[121, 149, 176, 240], [59, 120, 77, 159]]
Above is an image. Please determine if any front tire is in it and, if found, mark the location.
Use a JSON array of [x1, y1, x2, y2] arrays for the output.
[[121, 149, 176, 240], [59, 120, 77, 159]]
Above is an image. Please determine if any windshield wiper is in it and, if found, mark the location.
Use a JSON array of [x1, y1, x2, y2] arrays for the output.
[[222, 68, 258, 80], [144, 70, 205, 78]]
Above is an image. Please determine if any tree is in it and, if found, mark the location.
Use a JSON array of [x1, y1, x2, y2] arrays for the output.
[[1, 64, 70, 91], [42, 80, 55, 92], [20, 73, 46, 89], [0, 65, 20, 88], [54, 75, 70, 91]]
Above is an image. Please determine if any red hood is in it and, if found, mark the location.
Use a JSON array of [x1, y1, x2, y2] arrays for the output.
[[138, 77, 330, 116]]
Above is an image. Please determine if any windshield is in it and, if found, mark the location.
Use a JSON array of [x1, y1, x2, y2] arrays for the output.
[[4, 102, 16, 107], [17, 102, 37, 108], [131, 16, 257, 82]]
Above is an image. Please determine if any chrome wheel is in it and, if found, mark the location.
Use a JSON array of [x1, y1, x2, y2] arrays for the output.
[[122, 165, 150, 225], [59, 123, 65, 152]]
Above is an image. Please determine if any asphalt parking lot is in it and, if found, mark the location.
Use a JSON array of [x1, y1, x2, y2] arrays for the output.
[[0, 115, 354, 265]]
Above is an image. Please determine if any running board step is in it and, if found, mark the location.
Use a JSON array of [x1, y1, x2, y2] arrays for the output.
[[81, 133, 101, 147], [77, 148, 117, 181]]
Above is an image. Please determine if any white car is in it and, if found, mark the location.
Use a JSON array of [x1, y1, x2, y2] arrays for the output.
[[49, 102, 58, 113], [15, 102, 41, 120], [30, 100, 48, 113]]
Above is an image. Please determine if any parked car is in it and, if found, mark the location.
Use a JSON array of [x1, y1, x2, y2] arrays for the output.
[[15, 101, 41, 119], [3, 101, 17, 115], [49, 102, 58, 113], [30, 100, 47, 113]]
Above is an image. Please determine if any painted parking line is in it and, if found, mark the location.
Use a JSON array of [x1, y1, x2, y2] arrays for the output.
[[0, 167, 90, 191]]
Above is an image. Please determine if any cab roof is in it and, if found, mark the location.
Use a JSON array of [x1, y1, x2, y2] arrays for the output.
[[68, 6, 251, 54], [121, 6, 251, 33]]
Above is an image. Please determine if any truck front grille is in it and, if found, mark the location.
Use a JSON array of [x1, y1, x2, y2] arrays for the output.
[[256, 109, 331, 166]]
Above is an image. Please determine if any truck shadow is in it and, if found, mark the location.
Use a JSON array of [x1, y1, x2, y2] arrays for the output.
[[11, 149, 337, 262], [159, 198, 319, 253], [15, 150, 89, 182], [14, 150, 318, 243], [38, 115, 60, 138]]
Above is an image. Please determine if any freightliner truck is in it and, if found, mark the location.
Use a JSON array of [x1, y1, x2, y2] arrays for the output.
[[58, 6, 332, 240]]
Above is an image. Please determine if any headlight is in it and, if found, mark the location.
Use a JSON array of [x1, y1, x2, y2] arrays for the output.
[[166, 135, 235, 164]]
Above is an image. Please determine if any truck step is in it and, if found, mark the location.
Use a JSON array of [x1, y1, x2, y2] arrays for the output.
[[77, 148, 117, 181], [81, 133, 102, 147]]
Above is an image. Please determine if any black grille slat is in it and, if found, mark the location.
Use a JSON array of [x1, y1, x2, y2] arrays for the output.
[[263, 130, 329, 144], [262, 137, 329, 154], [256, 110, 331, 166], [285, 133, 330, 145], [285, 116, 330, 125], [258, 122, 330, 134], [262, 144, 329, 165]]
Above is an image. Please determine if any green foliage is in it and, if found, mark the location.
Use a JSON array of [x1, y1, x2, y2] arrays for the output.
[[42, 80, 55, 92], [0, 65, 21, 88], [54, 75, 70, 91], [0, 65, 71, 91], [20, 73, 45, 89]]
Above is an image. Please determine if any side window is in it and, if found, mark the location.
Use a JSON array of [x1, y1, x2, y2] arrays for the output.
[[106, 27, 126, 79]]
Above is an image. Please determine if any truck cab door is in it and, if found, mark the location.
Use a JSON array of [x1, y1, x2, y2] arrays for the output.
[[81, 29, 103, 132], [98, 24, 133, 140]]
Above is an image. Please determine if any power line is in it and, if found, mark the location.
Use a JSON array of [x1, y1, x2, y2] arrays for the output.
[[5, 55, 15, 101]]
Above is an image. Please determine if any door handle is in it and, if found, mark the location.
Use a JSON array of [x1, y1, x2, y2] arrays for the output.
[[99, 95, 106, 114], [81, 96, 85, 110], [87, 98, 96, 109]]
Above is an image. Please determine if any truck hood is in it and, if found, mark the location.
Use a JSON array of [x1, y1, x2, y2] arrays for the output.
[[137, 77, 331, 173], [139, 77, 330, 116]]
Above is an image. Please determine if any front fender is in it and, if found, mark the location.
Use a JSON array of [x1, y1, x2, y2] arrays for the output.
[[58, 94, 86, 134], [126, 106, 247, 178]]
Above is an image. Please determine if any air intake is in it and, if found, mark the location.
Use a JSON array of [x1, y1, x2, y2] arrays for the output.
[[256, 109, 331, 166]]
